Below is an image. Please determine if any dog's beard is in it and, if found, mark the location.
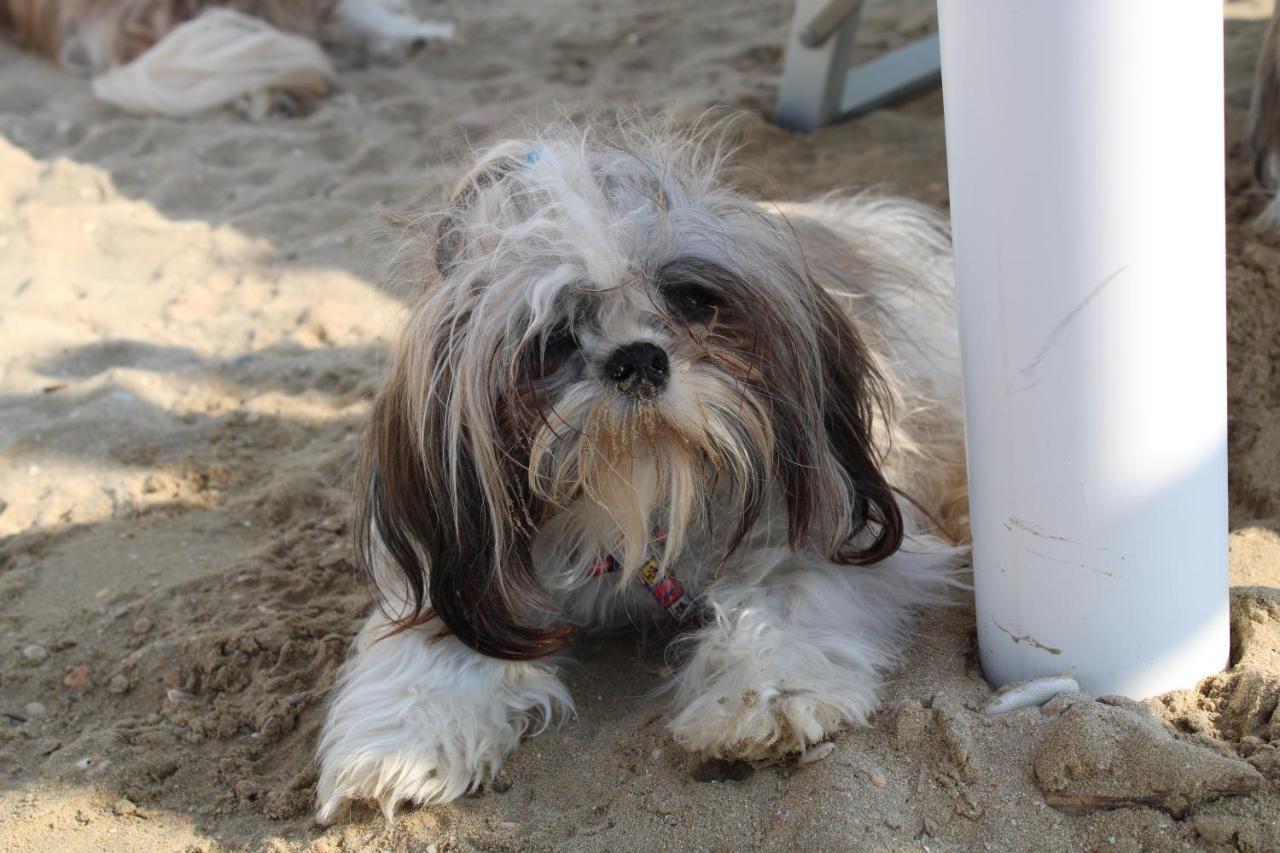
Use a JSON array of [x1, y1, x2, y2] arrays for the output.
[[527, 365, 774, 578]]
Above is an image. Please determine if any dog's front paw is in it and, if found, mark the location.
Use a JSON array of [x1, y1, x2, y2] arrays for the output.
[[315, 700, 504, 824], [316, 691, 514, 824], [668, 682, 856, 761], [666, 615, 886, 762], [316, 741, 460, 823], [315, 626, 570, 823], [316, 686, 568, 822]]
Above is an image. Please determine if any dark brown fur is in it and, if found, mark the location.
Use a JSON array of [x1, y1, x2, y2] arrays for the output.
[[356, 317, 573, 661]]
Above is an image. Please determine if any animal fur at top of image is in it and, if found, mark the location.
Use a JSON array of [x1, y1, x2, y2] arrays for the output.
[[314, 119, 972, 824], [0, 0, 455, 118]]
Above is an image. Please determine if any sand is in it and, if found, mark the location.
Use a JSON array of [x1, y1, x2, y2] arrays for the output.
[[1, 1, 1278, 850]]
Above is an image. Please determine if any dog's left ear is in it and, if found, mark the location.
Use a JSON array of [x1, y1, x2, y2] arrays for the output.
[[353, 332, 571, 660], [790, 284, 905, 565], [433, 142, 530, 275]]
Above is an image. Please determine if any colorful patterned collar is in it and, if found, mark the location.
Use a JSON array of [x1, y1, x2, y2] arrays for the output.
[[587, 528, 698, 623]]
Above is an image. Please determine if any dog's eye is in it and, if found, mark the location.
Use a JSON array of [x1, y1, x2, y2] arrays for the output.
[[666, 283, 719, 324], [530, 328, 578, 378], [545, 329, 576, 353]]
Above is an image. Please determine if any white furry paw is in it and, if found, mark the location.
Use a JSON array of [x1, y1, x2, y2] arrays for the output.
[[666, 545, 960, 761], [314, 620, 570, 823], [316, 701, 503, 823], [668, 681, 858, 761]]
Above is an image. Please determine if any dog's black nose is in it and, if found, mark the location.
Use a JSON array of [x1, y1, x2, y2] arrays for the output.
[[605, 342, 669, 397]]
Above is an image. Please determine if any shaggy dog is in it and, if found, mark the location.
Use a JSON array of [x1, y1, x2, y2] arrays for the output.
[[314, 120, 969, 822]]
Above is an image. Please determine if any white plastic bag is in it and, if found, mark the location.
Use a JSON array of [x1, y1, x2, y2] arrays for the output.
[[92, 8, 335, 117]]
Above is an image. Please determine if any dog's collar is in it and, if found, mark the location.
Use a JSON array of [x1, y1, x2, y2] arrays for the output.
[[587, 528, 698, 623]]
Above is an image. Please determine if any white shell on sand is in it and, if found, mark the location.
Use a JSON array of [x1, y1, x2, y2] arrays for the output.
[[984, 676, 1081, 715]]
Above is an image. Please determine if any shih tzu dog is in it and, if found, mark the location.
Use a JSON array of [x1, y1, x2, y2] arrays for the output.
[[315, 120, 969, 823], [0, 0, 454, 118]]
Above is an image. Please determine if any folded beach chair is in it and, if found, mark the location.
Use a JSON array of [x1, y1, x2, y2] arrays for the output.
[[774, 0, 941, 131]]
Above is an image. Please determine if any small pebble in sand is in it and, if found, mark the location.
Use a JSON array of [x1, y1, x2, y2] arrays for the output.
[[24, 701, 47, 718], [161, 669, 183, 688], [21, 644, 48, 663], [984, 676, 1080, 715], [111, 798, 138, 817], [869, 771, 889, 788], [167, 688, 196, 703], [108, 675, 130, 694], [799, 741, 835, 764], [63, 665, 90, 689], [131, 618, 153, 635]]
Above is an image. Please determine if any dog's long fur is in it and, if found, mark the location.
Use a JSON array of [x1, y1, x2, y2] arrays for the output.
[[315, 120, 969, 823]]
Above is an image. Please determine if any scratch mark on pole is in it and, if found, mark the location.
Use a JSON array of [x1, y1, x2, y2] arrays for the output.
[[992, 618, 1063, 655], [1020, 263, 1133, 376]]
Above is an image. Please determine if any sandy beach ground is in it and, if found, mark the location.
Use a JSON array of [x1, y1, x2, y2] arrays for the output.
[[1, 1, 1279, 850]]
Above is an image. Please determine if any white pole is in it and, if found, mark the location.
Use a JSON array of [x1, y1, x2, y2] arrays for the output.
[[937, 0, 1229, 699]]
